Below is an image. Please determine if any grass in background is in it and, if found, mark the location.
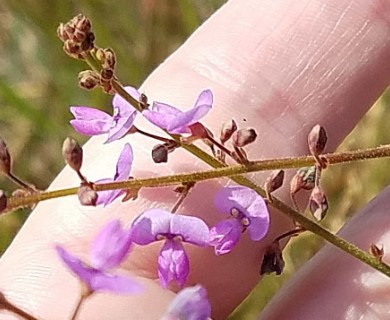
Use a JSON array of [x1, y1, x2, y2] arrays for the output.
[[0, 1, 389, 318]]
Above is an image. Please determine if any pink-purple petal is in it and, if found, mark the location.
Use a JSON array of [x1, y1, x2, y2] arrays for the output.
[[194, 89, 213, 108], [70, 106, 112, 121], [170, 214, 210, 246], [106, 109, 137, 143], [112, 86, 141, 109], [247, 216, 269, 241], [89, 272, 142, 294], [131, 209, 172, 245], [163, 285, 211, 320], [56, 245, 93, 282], [209, 219, 242, 255], [158, 241, 189, 288], [90, 220, 132, 271], [142, 102, 180, 132]]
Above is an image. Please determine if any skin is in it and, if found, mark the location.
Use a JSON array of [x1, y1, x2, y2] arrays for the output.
[[1, 0, 390, 319]]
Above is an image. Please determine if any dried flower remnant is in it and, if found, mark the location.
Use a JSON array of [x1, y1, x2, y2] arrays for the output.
[[308, 186, 328, 221], [94, 143, 133, 207], [78, 70, 100, 90], [162, 285, 211, 320], [220, 119, 237, 144], [56, 219, 141, 294], [131, 209, 210, 288], [70, 86, 139, 143], [210, 186, 270, 255], [142, 89, 213, 134], [260, 241, 285, 275], [290, 166, 316, 195]]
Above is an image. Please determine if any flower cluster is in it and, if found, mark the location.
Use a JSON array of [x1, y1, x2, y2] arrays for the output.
[[56, 82, 271, 318]]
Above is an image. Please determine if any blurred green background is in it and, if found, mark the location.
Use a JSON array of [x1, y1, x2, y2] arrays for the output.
[[0, 1, 390, 319]]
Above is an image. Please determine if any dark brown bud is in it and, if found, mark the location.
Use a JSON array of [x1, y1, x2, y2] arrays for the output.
[[77, 185, 97, 206], [152, 144, 169, 163], [0, 190, 7, 213], [220, 119, 237, 144], [81, 32, 95, 51], [370, 243, 384, 261], [0, 138, 11, 175], [139, 93, 149, 110], [100, 68, 114, 81], [62, 137, 83, 172], [63, 40, 82, 56], [290, 166, 316, 194], [308, 186, 328, 221], [78, 70, 100, 90], [264, 170, 285, 194], [232, 128, 257, 148], [260, 242, 285, 275], [308, 124, 327, 156]]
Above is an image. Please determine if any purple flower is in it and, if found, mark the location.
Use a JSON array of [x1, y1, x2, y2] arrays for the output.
[[95, 143, 133, 206], [131, 209, 209, 288], [162, 285, 211, 320], [210, 186, 270, 255], [56, 219, 141, 294], [142, 89, 213, 134], [70, 86, 139, 143]]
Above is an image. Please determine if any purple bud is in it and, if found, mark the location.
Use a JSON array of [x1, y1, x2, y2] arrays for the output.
[[260, 242, 285, 275], [264, 170, 285, 194], [220, 119, 237, 144], [152, 144, 169, 163], [0, 138, 11, 174], [308, 124, 327, 156], [232, 128, 257, 148], [62, 137, 83, 172], [308, 186, 328, 221]]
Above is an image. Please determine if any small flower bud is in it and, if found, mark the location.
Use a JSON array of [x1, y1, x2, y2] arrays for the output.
[[139, 93, 149, 110], [264, 170, 285, 194], [220, 119, 237, 144], [290, 166, 316, 194], [62, 137, 83, 172], [77, 185, 97, 206], [78, 70, 100, 90], [370, 243, 384, 261], [308, 124, 327, 156], [260, 242, 285, 275], [152, 144, 169, 163], [81, 32, 95, 51], [232, 128, 257, 148], [103, 48, 116, 69], [57, 23, 69, 42], [0, 190, 7, 213], [63, 40, 81, 56], [0, 138, 11, 175], [75, 15, 92, 34], [308, 186, 328, 221]]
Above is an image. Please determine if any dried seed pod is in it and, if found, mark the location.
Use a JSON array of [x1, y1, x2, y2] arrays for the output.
[[308, 124, 327, 156], [308, 186, 328, 221], [0, 190, 7, 213], [232, 128, 257, 148], [0, 138, 11, 175], [77, 185, 97, 206], [260, 242, 285, 276], [264, 170, 285, 195], [78, 70, 100, 90], [62, 137, 83, 172], [290, 166, 316, 194], [220, 119, 237, 144], [103, 48, 116, 69]]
